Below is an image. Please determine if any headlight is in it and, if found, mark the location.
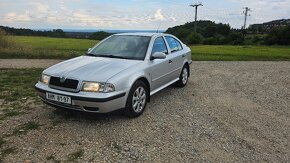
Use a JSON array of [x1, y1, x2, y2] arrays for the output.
[[82, 82, 115, 93], [40, 74, 50, 85]]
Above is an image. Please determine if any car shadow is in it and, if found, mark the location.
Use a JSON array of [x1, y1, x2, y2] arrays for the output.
[[47, 84, 187, 123], [49, 107, 128, 123]]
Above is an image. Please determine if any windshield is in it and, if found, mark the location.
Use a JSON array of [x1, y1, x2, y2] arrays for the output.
[[88, 35, 151, 60]]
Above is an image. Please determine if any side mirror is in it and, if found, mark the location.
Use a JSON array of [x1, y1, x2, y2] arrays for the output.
[[87, 48, 92, 52], [151, 52, 166, 60]]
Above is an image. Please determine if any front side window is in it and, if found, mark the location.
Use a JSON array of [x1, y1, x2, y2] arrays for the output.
[[89, 35, 151, 60], [175, 39, 183, 50], [151, 37, 168, 55], [165, 36, 183, 53]]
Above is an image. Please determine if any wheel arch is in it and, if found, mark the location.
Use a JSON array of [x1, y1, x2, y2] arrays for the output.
[[132, 76, 151, 102], [183, 62, 190, 77]]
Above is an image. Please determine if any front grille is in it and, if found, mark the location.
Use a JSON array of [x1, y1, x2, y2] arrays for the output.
[[49, 76, 79, 92]]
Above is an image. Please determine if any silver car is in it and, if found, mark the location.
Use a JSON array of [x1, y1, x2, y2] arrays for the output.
[[35, 33, 192, 117]]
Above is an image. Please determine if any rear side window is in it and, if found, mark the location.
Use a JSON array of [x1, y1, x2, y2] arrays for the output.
[[165, 36, 183, 53], [152, 37, 168, 54]]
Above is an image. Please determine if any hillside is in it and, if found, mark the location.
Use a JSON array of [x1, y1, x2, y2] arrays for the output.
[[166, 20, 244, 45], [249, 19, 290, 33]]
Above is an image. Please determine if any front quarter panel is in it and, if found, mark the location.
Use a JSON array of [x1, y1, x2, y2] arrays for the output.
[[106, 62, 151, 96]]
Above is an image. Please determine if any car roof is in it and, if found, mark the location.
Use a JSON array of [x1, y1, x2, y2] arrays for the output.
[[114, 32, 164, 37]]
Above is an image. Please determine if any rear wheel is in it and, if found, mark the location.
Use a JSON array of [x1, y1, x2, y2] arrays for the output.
[[176, 66, 189, 87], [124, 81, 148, 118]]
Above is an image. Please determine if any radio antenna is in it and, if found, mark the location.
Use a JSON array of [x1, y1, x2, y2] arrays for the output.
[[156, 22, 162, 33]]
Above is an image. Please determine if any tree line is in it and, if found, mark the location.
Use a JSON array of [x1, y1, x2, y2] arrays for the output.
[[1, 21, 289, 45], [0, 26, 66, 38], [0, 26, 112, 40], [166, 20, 290, 45]]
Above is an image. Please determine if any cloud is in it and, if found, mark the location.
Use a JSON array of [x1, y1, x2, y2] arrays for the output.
[[0, 0, 289, 30], [154, 9, 165, 21], [3, 12, 31, 22], [36, 3, 49, 13]]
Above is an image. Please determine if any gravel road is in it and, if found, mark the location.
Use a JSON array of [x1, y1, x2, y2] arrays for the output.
[[0, 61, 289, 162], [0, 59, 61, 69]]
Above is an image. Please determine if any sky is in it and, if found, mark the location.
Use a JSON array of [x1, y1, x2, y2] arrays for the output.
[[0, 0, 289, 30]]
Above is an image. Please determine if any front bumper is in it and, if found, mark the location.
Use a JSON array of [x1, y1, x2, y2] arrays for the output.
[[35, 82, 127, 113]]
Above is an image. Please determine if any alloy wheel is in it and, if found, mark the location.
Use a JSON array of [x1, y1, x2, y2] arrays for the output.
[[132, 87, 146, 113]]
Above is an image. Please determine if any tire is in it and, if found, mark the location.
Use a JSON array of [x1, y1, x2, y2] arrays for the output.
[[124, 81, 148, 118], [176, 65, 189, 87]]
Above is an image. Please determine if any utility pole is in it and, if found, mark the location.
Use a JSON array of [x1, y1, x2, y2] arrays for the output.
[[243, 7, 251, 29], [190, 2, 203, 33]]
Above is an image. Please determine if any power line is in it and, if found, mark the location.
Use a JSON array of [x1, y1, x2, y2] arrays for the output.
[[242, 7, 252, 29], [190, 2, 203, 33]]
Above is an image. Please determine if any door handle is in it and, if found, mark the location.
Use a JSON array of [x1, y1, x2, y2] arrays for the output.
[[168, 60, 173, 64], [182, 54, 185, 58]]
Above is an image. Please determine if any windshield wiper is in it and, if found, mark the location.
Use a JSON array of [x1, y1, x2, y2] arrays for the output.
[[85, 53, 97, 57], [96, 54, 132, 60]]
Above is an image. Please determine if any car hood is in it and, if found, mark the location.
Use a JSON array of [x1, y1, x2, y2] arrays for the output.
[[44, 56, 141, 82]]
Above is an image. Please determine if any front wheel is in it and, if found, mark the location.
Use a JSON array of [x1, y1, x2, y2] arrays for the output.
[[176, 66, 189, 87], [124, 81, 148, 118]]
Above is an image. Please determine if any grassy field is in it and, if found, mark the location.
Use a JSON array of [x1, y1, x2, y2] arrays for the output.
[[191, 45, 290, 61], [0, 36, 289, 60], [0, 36, 97, 59]]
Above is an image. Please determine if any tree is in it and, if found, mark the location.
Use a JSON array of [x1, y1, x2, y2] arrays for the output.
[[52, 29, 66, 37], [264, 25, 290, 45], [89, 31, 111, 40], [166, 20, 237, 45], [187, 32, 203, 44]]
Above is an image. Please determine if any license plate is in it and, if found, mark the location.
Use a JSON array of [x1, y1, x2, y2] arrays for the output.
[[46, 93, 71, 105]]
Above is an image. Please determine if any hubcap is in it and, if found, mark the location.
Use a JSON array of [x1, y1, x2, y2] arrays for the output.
[[182, 68, 188, 84], [132, 87, 146, 113]]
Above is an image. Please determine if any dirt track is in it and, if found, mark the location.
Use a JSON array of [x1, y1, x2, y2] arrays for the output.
[[0, 59, 62, 69], [0, 61, 289, 162]]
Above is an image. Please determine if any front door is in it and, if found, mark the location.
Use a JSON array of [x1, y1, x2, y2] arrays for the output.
[[150, 37, 173, 91]]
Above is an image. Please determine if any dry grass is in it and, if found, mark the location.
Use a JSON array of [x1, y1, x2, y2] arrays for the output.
[[0, 29, 15, 48]]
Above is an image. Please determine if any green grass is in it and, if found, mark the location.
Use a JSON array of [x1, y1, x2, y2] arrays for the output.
[[67, 149, 84, 162], [0, 108, 24, 120], [0, 137, 5, 148], [0, 69, 43, 102], [0, 36, 97, 59], [0, 36, 290, 60], [0, 137, 17, 161], [46, 154, 61, 163], [0, 69, 42, 120], [190, 45, 290, 61], [12, 121, 41, 136], [13, 36, 96, 51], [0, 147, 17, 161]]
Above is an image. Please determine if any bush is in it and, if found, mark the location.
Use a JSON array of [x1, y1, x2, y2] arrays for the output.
[[187, 32, 204, 44], [203, 37, 216, 45], [264, 25, 290, 45], [226, 31, 245, 45], [89, 31, 111, 40]]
